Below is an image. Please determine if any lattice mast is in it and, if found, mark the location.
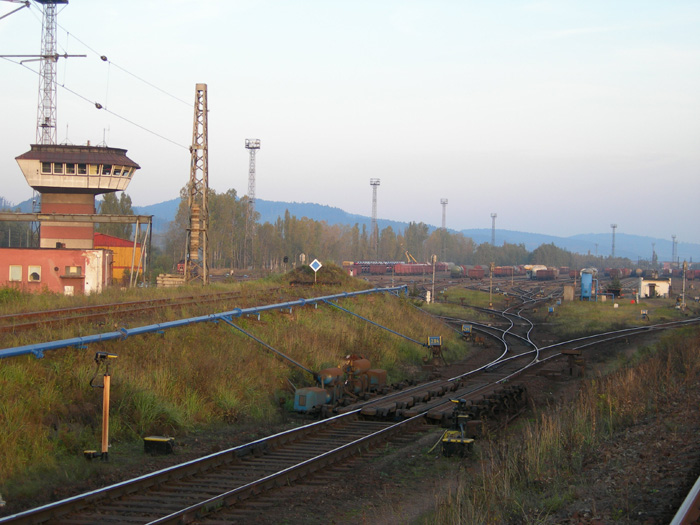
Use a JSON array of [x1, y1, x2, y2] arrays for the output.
[[672, 234, 677, 266], [491, 213, 497, 246], [35, 0, 67, 145], [441, 199, 448, 229], [244, 139, 260, 268], [184, 83, 209, 284], [370, 178, 380, 257], [610, 223, 617, 259]]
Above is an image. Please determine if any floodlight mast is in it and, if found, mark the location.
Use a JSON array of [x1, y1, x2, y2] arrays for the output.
[[440, 199, 448, 230], [490, 213, 497, 245], [370, 178, 380, 257], [244, 139, 260, 269], [610, 224, 617, 259]]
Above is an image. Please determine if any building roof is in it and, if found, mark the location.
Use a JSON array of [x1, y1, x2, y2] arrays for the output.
[[16, 144, 140, 169], [94, 232, 141, 248]]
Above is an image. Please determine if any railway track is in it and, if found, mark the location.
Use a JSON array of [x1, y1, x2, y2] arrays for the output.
[[3, 285, 699, 523], [3, 319, 698, 523], [0, 413, 426, 524], [0, 288, 286, 335]]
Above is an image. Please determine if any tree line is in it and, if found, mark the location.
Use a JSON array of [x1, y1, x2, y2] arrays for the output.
[[0, 191, 634, 276]]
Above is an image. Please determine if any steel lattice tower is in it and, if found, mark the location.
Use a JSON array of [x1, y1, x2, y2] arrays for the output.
[[672, 235, 677, 266], [35, 0, 67, 145], [491, 213, 497, 246], [184, 83, 209, 284], [244, 139, 260, 269], [611, 224, 617, 258], [440, 199, 448, 229], [370, 178, 380, 257]]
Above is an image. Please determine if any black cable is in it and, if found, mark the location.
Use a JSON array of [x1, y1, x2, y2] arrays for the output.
[[2, 56, 189, 150], [55, 23, 192, 107]]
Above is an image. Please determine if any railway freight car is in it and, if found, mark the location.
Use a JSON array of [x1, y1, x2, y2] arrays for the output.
[[535, 268, 557, 281], [494, 266, 514, 277], [467, 266, 485, 280]]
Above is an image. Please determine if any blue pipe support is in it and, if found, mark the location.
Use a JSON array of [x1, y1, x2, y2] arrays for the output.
[[0, 286, 408, 361], [322, 298, 427, 348]]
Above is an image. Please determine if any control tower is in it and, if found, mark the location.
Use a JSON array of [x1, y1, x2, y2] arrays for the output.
[[15, 144, 140, 248]]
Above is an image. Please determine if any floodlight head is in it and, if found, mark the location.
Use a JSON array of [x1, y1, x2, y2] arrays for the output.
[[245, 139, 260, 150]]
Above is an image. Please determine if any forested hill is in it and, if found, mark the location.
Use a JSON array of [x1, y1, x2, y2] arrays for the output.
[[134, 198, 700, 261], [4, 195, 699, 261]]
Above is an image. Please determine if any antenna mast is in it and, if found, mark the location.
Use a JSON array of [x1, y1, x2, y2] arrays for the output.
[[35, 0, 67, 145], [184, 83, 209, 284], [244, 139, 260, 269], [370, 178, 380, 257]]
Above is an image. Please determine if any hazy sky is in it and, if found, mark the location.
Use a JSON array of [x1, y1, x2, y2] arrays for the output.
[[1, 1, 699, 245]]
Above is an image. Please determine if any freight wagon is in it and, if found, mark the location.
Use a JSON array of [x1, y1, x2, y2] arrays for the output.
[[535, 268, 557, 281], [467, 266, 485, 280], [494, 266, 514, 277]]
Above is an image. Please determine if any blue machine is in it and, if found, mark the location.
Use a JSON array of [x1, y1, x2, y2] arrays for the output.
[[580, 270, 594, 300]]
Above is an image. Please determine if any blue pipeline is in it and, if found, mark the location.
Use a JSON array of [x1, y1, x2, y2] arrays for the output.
[[0, 285, 408, 361], [322, 299, 427, 347]]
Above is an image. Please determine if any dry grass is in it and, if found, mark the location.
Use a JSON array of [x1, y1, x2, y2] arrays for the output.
[[0, 276, 466, 502]]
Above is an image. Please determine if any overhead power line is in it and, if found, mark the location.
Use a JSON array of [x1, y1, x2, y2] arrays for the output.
[[1, 56, 188, 150]]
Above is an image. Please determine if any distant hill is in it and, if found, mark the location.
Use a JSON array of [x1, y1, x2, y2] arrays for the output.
[[6, 195, 699, 262]]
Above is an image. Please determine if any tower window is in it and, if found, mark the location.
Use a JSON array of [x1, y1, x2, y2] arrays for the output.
[[41, 162, 52, 174], [78, 164, 87, 175], [53, 163, 63, 174], [103, 165, 112, 175], [66, 164, 76, 174]]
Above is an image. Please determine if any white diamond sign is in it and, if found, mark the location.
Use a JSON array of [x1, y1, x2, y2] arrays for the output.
[[310, 259, 322, 273]]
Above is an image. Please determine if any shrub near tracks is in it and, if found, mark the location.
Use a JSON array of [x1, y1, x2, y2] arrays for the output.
[[0, 280, 465, 514]]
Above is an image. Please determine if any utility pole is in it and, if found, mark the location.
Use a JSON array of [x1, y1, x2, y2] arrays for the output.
[[184, 83, 209, 284], [370, 178, 380, 258], [244, 139, 260, 269], [491, 213, 497, 246], [610, 224, 617, 259]]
